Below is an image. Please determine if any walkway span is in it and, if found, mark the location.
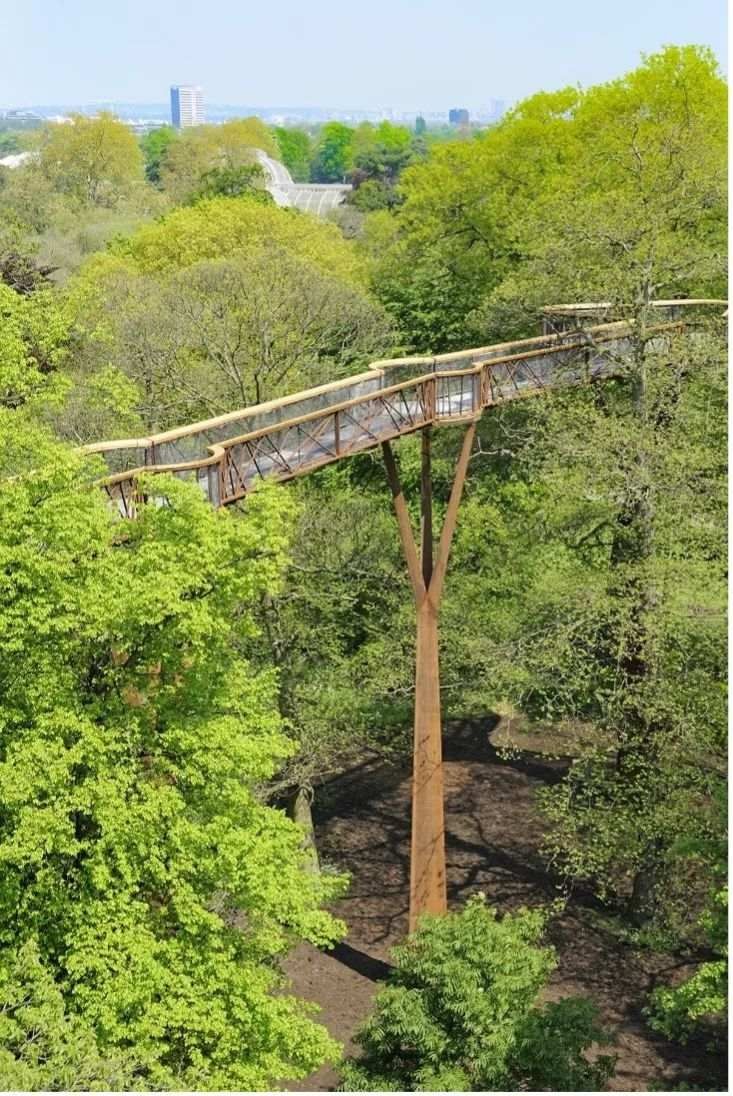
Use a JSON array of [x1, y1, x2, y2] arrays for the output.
[[84, 300, 724, 518], [82, 296, 725, 932]]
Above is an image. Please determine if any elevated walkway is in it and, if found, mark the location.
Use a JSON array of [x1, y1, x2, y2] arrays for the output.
[[83, 300, 725, 518]]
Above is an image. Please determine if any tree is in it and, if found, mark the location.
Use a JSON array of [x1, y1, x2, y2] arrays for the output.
[[67, 202, 392, 433], [469, 45, 727, 927], [311, 122, 354, 182], [0, 219, 55, 294], [340, 896, 615, 1091], [188, 163, 272, 204], [159, 117, 276, 204], [86, 193, 367, 284], [273, 126, 313, 182], [38, 112, 144, 206], [0, 281, 71, 409], [0, 941, 143, 1091], [0, 411, 348, 1088], [83, 245, 391, 426], [646, 838, 727, 1046], [140, 125, 178, 185], [250, 472, 413, 808], [362, 86, 580, 350], [352, 121, 415, 185]]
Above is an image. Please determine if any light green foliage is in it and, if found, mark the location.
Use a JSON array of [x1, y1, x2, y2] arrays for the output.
[[340, 896, 615, 1091], [479, 45, 727, 337], [94, 194, 366, 283], [0, 425, 347, 1088], [0, 940, 143, 1091], [311, 122, 355, 182], [363, 86, 579, 349], [367, 47, 725, 351], [0, 281, 71, 409], [159, 117, 277, 204], [67, 218, 391, 432], [273, 126, 313, 182], [38, 112, 144, 206]]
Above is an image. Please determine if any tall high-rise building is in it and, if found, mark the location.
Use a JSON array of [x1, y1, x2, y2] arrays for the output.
[[170, 85, 204, 129], [448, 108, 470, 126]]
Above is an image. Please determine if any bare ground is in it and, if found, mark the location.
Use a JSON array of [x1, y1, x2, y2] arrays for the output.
[[282, 719, 727, 1092]]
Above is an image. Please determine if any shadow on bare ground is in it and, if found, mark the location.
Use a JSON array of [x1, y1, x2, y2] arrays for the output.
[[282, 718, 727, 1092]]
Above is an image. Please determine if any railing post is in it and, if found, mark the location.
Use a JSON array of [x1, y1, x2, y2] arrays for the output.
[[480, 363, 492, 407], [218, 452, 227, 507]]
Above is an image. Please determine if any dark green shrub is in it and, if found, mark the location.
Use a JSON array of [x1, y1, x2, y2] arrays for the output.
[[341, 896, 615, 1092]]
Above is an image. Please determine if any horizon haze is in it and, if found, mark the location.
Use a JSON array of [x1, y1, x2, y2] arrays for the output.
[[2, 0, 727, 112]]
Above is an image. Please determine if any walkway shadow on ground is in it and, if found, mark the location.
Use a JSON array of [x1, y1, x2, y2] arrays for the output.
[[315, 715, 608, 950], [314, 715, 570, 827], [330, 942, 394, 982], [290, 716, 728, 1092]]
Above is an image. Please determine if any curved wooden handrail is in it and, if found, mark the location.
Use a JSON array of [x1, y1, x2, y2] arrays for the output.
[[81, 300, 726, 516]]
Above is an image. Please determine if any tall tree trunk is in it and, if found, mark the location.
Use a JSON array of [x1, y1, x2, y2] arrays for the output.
[[288, 785, 320, 876], [608, 288, 663, 922]]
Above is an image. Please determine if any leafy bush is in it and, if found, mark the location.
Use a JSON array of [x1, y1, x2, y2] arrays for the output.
[[0, 941, 144, 1091], [647, 886, 727, 1044], [340, 896, 615, 1091]]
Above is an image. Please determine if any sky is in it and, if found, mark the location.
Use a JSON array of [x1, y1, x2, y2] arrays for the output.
[[1, 0, 727, 111]]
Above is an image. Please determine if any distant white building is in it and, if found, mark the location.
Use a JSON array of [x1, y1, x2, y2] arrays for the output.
[[170, 85, 204, 129], [0, 151, 32, 169]]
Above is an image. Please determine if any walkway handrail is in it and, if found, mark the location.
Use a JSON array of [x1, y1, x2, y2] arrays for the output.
[[81, 300, 726, 517]]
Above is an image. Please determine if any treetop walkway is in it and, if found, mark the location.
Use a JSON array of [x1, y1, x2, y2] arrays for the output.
[[82, 297, 725, 932], [85, 300, 725, 520]]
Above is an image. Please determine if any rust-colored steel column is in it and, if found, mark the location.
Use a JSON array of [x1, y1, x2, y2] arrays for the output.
[[411, 589, 445, 928], [382, 421, 476, 933]]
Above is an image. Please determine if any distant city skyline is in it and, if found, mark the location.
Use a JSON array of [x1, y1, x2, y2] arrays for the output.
[[1, 0, 726, 111], [0, 101, 508, 129]]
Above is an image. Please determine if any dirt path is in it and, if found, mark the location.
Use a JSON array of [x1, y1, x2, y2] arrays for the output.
[[283, 720, 726, 1092]]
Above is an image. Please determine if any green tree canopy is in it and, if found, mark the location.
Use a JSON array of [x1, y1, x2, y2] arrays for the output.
[[159, 117, 277, 204], [0, 412, 347, 1088], [364, 46, 726, 351], [311, 122, 354, 182], [273, 126, 313, 182], [140, 125, 178, 185], [38, 112, 144, 206], [64, 197, 391, 434]]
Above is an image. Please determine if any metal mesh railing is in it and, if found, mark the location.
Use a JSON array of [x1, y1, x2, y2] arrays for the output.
[[85, 301, 726, 515]]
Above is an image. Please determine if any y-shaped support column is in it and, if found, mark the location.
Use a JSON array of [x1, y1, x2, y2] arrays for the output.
[[382, 421, 477, 932]]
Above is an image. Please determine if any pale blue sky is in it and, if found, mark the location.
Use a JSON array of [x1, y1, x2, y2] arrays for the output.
[[2, 0, 727, 110]]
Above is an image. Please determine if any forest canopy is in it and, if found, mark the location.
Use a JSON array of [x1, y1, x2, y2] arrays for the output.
[[0, 43, 727, 1091]]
